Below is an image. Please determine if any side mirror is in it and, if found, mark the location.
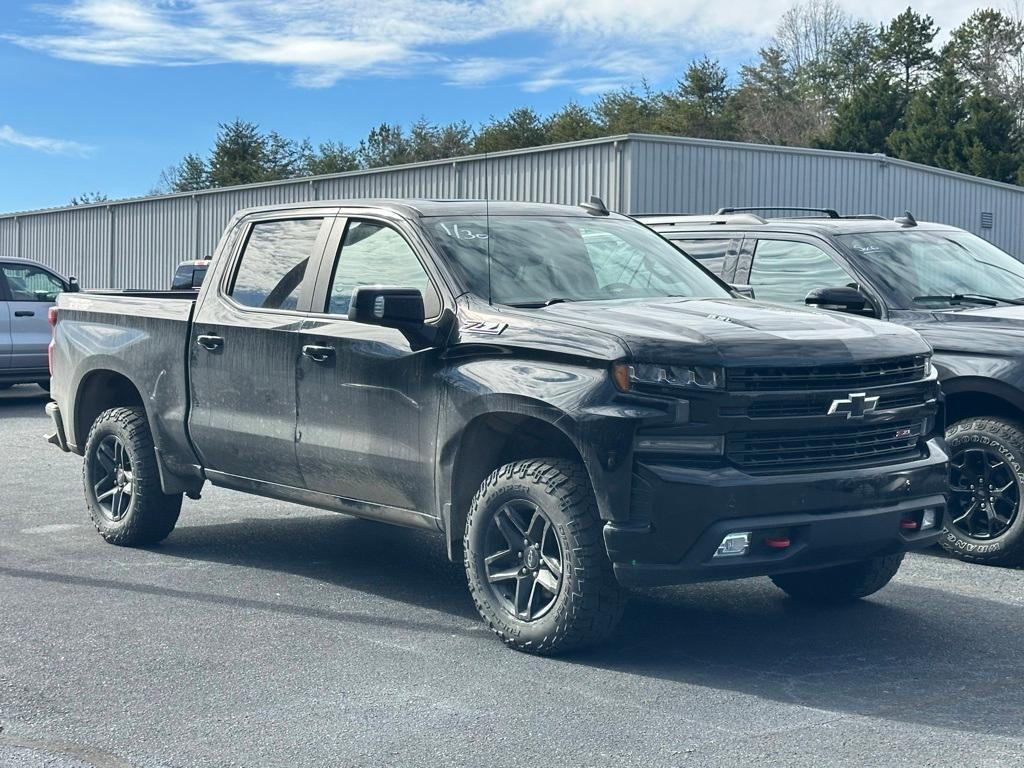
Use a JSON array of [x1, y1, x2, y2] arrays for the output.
[[67, 276, 80, 293], [348, 286, 441, 349], [805, 286, 874, 315], [730, 283, 755, 299]]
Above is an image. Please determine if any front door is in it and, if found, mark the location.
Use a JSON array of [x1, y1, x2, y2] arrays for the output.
[[1, 263, 63, 373], [188, 215, 332, 487], [295, 216, 445, 515]]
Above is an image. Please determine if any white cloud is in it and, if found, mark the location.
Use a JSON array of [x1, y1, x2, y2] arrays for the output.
[[0, 125, 95, 156], [5, 0, 987, 91]]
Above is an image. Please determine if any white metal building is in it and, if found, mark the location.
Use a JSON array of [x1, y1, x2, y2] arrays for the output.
[[2, 133, 1021, 289]]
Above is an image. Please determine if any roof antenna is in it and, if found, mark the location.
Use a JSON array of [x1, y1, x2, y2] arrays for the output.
[[581, 195, 609, 216], [895, 210, 917, 227]]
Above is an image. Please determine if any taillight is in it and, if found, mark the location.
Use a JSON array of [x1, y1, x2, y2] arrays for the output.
[[48, 307, 58, 375]]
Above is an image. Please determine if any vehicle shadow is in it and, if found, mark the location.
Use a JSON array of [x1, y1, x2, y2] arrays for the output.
[[0, 385, 50, 411], [151, 512, 1023, 737]]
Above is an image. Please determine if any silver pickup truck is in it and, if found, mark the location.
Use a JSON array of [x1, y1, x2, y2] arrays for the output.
[[1, 257, 77, 390]]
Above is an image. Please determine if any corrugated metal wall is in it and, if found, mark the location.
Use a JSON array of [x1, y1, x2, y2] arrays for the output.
[[626, 136, 1024, 255], [1, 134, 1021, 289]]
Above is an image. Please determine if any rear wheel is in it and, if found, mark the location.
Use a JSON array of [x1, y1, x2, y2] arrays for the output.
[[464, 458, 625, 654], [941, 417, 1024, 566], [83, 406, 182, 546], [770, 554, 904, 603]]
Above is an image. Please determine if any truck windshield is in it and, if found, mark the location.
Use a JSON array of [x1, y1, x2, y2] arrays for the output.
[[838, 230, 1024, 308], [423, 215, 729, 306]]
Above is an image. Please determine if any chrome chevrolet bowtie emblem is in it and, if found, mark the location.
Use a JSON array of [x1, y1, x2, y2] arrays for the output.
[[828, 392, 880, 419]]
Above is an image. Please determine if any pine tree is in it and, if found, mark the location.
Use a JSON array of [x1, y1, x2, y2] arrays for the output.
[[657, 57, 735, 139], [887, 58, 967, 170], [543, 103, 602, 144], [207, 120, 272, 187], [473, 108, 546, 152], [819, 74, 907, 153], [877, 8, 939, 94], [592, 84, 660, 134], [959, 92, 1021, 182]]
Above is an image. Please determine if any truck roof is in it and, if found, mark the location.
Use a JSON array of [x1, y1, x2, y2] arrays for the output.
[[237, 198, 629, 220]]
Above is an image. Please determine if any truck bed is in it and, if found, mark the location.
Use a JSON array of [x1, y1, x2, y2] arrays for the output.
[[52, 291, 201, 486]]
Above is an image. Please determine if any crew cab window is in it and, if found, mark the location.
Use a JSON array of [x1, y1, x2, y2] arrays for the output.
[[748, 239, 857, 304], [668, 239, 734, 277], [326, 220, 439, 316], [2, 264, 64, 301], [229, 218, 323, 310]]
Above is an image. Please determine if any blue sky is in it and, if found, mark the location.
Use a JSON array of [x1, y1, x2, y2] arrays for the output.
[[0, 0, 975, 214]]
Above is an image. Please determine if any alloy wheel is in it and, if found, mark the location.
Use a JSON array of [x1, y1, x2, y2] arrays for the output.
[[949, 446, 1020, 539], [483, 499, 564, 622], [91, 435, 135, 522]]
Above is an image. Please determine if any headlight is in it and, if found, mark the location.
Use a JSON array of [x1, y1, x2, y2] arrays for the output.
[[613, 362, 726, 392], [923, 357, 933, 378]]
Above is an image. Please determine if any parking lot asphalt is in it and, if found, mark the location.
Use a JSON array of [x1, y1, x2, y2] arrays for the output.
[[1, 384, 1023, 768]]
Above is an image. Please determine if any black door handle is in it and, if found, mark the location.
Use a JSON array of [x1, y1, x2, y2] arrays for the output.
[[196, 334, 224, 351], [14, 310, 34, 317], [301, 344, 335, 363]]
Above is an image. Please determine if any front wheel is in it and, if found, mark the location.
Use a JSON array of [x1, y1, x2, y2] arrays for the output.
[[770, 554, 905, 603], [83, 406, 182, 546], [941, 417, 1024, 566], [464, 459, 625, 654]]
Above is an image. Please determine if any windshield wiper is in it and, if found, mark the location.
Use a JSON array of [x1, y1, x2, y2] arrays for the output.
[[506, 298, 572, 308], [912, 293, 1024, 307]]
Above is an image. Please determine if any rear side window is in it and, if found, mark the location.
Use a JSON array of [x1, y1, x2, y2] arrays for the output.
[[668, 238, 735, 277], [2, 264, 64, 301], [748, 239, 857, 304], [325, 220, 439, 316], [229, 219, 324, 310]]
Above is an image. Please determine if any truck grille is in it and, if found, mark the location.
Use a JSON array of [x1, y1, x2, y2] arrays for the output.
[[728, 356, 927, 392], [736, 388, 928, 419], [727, 420, 924, 473]]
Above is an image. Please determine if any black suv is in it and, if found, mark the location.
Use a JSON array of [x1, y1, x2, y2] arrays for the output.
[[641, 207, 1024, 566]]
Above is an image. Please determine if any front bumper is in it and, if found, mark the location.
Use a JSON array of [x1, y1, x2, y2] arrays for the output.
[[605, 438, 948, 587]]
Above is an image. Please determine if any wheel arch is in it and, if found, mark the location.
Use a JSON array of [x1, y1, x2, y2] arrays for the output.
[[443, 409, 591, 560], [941, 376, 1024, 427]]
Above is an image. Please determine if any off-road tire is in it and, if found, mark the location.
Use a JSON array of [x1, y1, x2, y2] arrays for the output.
[[83, 406, 182, 546], [770, 553, 905, 603], [464, 458, 626, 654], [941, 417, 1024, 566]]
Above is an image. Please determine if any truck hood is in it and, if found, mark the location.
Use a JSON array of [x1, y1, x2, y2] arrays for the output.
[[537, 297, 929, 367], [898, 305, 1024, 356]]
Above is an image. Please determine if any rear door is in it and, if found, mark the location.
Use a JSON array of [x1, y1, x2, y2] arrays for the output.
[[0, 263, 64, 373], [294, 214, 446, 515], [188, 213, 334, 487]]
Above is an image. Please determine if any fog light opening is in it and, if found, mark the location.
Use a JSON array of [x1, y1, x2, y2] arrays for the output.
[[920, 508, 939, 531], [714, 532, 751, 558]]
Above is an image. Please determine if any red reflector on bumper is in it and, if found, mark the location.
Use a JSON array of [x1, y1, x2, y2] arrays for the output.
[[763, 536, 791, 549], [900, 519, 919, 531]]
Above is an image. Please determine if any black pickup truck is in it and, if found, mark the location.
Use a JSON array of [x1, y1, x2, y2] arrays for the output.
[[642, 208, 1024, 566], [46, 199, 947, 653]]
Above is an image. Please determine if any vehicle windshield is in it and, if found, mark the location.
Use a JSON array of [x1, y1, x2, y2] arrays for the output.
[[422, 215, 729, 306], [837, 230, 1024, 309]]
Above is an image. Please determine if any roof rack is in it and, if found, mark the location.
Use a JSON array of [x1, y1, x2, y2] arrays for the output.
[[638, 213, 768, 226], [716, 206, 840, 219]]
